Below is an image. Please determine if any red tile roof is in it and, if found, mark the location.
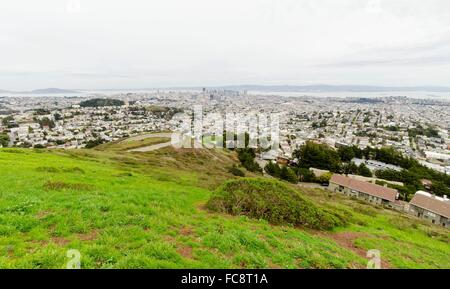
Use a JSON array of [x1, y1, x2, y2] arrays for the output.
[[330, 174, 398, 202], [410, 193, 450, 219]]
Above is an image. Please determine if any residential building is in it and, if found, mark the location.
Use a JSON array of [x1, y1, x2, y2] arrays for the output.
[[329, 174, 401, 209], [408, 191, 450, 228]]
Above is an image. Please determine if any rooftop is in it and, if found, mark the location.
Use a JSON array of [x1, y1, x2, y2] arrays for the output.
[[410, 191, 450, 219], [330, 174, 398, 202]]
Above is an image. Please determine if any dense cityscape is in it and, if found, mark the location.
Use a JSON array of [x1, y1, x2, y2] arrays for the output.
[[1, 90, 449, 176]]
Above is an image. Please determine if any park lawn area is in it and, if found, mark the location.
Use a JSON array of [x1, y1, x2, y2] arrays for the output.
[[0, 147, 448, 268]]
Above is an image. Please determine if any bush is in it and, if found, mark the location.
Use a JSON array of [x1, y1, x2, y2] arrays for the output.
[[280, 166, 298, 183], [43, 181, 93, 191], [264, 161, 281, 178], [228, 165, 245, 177], [237, 148, 262, 173], [207, 178, 346, 230], [296, 168, 316, 182], [317, 172, 333, 185], [85, 139, 105, 148], [357, 163, 373, 177], [80, 98, 125, 108], [0, 133, 9, 147]]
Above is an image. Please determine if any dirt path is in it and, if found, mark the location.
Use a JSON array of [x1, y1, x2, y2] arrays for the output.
[[317, 231, 392, 269]]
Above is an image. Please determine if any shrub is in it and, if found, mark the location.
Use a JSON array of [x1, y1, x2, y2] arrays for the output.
[[43, 181, 93, 191], [296, 168, 316, 182], [85, 139, 105, 148], [228, 165, 245, 177], [280, 166, 298, 183], [207, 178, 346, 230], [357, 163, 373, 177], [36, 166, 60, 173], [237, 148, 262, 173], [317, 172, 333, 184], [264, 161, 281, 178]]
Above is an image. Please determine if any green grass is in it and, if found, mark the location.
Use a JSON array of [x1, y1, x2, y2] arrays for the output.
[[0, 146, 448, 269]]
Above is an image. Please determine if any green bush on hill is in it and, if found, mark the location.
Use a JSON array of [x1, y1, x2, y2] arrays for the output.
[[228, 165, 245, 177], [0, 133, 9, 147], [237, 148, 262, 173], [207, 178, 346, 230], [80, 98, 125, 108]]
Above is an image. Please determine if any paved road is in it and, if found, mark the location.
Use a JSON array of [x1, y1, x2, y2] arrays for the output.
[[297, 182, 328, 189], [126, 133, 202, 152], [129, 141, 173, 152], [123, 132, 172, 142], [126, 133, 173, 152]]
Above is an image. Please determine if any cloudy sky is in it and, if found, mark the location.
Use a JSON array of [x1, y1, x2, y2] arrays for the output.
[[1, 0, 450, 90]]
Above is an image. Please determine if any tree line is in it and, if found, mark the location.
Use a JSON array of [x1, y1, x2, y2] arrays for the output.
[[292, 141, 450, 199]]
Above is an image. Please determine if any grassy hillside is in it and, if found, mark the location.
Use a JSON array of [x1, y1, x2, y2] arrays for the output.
[[0, 145, 448, 269]]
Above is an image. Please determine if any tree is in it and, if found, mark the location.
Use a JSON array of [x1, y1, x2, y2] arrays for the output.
[[54, 113, 63, 121], [38, 117, 55, 129], [296, 168, 316, 182], [0, 133, 9, 147], [264, 161, 281, 178], [431, 181, 450, 196], [280, 166, 298, 184], [79, 98, 125, 108], [34, 108, 50, 115], [357, 163, 373, 177], [338, 146, 356, 162], [293, 141, 341, 172], [342, 162, 358, 175], [1, 115, 17, 128], [237, 148, 262, 173], [85, 138, 104, 148]]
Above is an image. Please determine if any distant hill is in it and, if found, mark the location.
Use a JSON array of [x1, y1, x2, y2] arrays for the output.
[[211, 84, 450, 92], [0, 88, 79, 94], [29, 88, 79, 94]]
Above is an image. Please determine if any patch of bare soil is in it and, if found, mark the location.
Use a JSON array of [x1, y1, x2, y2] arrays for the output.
[[196, 202, 208, 212], [165, 233, 195, 260], [319, 231, 391, 269], [51, 236, 70, 246], [179, 226, 194, 236], [77, 230, 99, 241], [177, 245, 194, 259], [36, 211, 51, 219]]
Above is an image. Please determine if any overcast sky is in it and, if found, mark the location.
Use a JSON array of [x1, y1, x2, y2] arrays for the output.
[[1, 0, 450, 90]]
